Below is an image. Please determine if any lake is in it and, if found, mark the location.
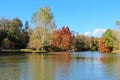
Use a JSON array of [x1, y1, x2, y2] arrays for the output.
[[0, 51, 120, 80]]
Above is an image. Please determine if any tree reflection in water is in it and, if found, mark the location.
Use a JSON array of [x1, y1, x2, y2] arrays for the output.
[[28, 52, 71, 80]]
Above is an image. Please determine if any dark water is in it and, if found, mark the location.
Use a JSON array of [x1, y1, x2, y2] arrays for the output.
[[0, 51, 120, 80]]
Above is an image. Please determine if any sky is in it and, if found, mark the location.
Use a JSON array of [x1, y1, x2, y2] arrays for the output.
[[0, 0, 120, 37]]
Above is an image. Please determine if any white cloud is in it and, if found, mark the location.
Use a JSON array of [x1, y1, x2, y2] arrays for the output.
[[83, 32, 91, 36], [82, 28, 106, 37], [92, 28, 106, 35]]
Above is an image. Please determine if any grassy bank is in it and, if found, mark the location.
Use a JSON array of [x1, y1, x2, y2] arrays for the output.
[[0, 49, 47, 54], [112, 50, 120, 54]]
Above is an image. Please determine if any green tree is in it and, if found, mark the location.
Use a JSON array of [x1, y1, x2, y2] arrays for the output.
[[8, 18, 23, 48], [102, 29, 116, 51], [31, 6, 54, 50], [22, 21, 30, 48], [0, 18, 9, 47], [0, 30, 7, 47], [7, 18, 29, 49], [2, 38, 10, 49], [0, 17, 30, 49]]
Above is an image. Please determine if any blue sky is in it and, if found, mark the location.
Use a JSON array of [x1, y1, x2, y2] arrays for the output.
[[0, 0, 120, 37]]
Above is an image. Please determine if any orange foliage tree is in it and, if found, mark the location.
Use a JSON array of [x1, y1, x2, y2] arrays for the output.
[[98, 38, 110, 53], [50, 26, 72, 51]]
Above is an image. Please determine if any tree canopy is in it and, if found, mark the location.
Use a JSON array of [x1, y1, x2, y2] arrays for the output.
[[99, 29, 116, 53], [0, 18, 30, 49], [29, 6, 54, 50]]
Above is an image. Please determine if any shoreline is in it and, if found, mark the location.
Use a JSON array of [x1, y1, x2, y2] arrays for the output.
[[0, 49, 120, 55], [0, 49, 47, 55], [111, 50, 120, 54]]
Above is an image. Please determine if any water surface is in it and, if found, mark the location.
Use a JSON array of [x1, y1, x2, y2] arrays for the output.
[[0, 51, 120, 80]]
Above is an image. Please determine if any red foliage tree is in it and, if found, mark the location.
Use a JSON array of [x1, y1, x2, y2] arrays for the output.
[[61, 27, 72, 51], [55, 30, 62, 49], [50, 26, 72, 51], [98, 38, 110, 53]]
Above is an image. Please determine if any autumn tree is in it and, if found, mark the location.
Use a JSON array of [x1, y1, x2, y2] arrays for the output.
[[98, 29, 116, 53], [50, 29, 61, 51], [30, 6, 54, 50], [103, 29, 115, 51], [61, 27, 72, 51], [28, 26, 43, 50], [98, 38, 109, 53], [50, 26, 72, 51]]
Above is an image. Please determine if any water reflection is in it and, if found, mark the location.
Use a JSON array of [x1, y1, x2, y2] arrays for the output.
[[1, 52, 120, 80], [28, 53, 71, 80], [29, 54, 55, 80], [0, 55, 29, 80], [100, 54, 120, 80]]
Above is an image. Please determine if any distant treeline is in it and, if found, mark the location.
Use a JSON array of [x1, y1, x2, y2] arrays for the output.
[[0, 17, 99, 51]]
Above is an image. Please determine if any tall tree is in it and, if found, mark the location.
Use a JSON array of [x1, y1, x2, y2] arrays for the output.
[[31, 6, 54, 50], [61, 27, 72, 51], [22, 21, 30, 48]]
